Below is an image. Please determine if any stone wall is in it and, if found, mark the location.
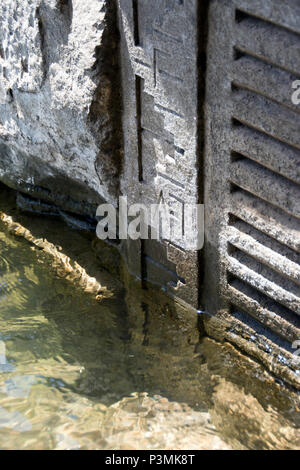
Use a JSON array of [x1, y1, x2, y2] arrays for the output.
[[0, 0, 122, 216]]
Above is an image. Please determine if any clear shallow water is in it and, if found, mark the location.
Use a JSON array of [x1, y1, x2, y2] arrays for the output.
[[0, 206, 299, 450]]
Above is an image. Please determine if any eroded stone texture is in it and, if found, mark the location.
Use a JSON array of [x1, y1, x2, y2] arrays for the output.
[[0, 0, 122, 216]]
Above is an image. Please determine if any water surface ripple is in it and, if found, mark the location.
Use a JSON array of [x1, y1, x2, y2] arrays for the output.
[[0, 222, 299, 450]]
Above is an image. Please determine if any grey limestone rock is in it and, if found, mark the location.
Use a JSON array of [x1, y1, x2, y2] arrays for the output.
[[0, 0, 122, 216]]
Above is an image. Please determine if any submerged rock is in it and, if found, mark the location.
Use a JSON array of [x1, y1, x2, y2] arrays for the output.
[[211, 379, 300, 450], [100, 393, 232, 450], [0, 210, 112, 301]]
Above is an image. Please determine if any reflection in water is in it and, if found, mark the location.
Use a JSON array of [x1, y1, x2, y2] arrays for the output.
[[0, 212, 299, 450], [0, 406, 32, 432], [0, 340, 6, 364], [0, 375, 37, 398]]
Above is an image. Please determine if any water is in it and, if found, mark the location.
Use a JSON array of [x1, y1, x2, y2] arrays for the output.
[[0, 194, 299, 449]]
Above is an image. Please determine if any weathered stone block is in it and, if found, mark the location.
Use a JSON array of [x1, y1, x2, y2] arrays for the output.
[[0, 0, 122, 216], [118, 0, 202, 307]]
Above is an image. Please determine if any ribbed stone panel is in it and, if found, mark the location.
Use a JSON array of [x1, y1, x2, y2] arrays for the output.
[[204, 0, 300, 388]]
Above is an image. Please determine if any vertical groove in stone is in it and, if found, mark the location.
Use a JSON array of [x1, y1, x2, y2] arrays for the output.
[[132, 0, 140, 46], [135, 74, 144, 182], [197, 0, 209, 309]]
